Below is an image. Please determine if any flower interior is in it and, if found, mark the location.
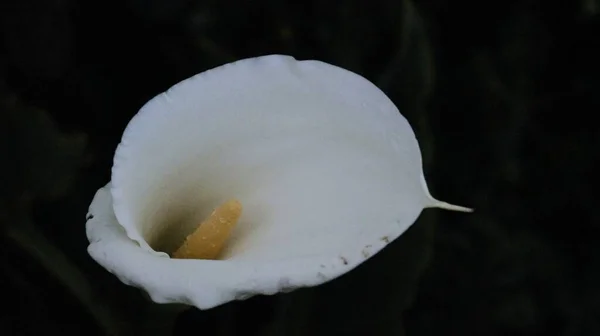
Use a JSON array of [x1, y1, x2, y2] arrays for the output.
[[110, 55, 430, 265]]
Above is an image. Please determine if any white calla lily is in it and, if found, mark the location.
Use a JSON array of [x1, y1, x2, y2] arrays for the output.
[[85, 55, 471, 310]]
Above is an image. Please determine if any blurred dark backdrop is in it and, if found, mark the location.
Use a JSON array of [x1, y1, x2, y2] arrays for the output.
[[1, 0, 598, 335]]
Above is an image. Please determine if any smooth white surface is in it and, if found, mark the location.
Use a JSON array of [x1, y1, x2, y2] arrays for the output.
[[86, 55, 463, 310]]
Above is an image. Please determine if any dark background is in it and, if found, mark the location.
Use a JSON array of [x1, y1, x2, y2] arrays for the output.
[[1, 0, 598, 335]]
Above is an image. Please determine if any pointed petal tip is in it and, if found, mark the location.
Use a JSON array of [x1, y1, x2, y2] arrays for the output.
[[430, 201, 474, 213]]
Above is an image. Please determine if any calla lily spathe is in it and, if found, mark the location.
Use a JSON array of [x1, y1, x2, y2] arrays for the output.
[[86, 55, 471, 310]]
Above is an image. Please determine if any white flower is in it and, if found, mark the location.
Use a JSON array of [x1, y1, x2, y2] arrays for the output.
[[85, 55, 471, 310]]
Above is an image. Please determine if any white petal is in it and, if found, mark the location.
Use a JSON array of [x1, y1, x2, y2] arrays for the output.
[[87, 55, 470, 309]]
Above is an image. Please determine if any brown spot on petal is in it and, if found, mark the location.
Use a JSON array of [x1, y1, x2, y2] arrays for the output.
[[362, 245, 373, 258], [381, 236, 390, 243]]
